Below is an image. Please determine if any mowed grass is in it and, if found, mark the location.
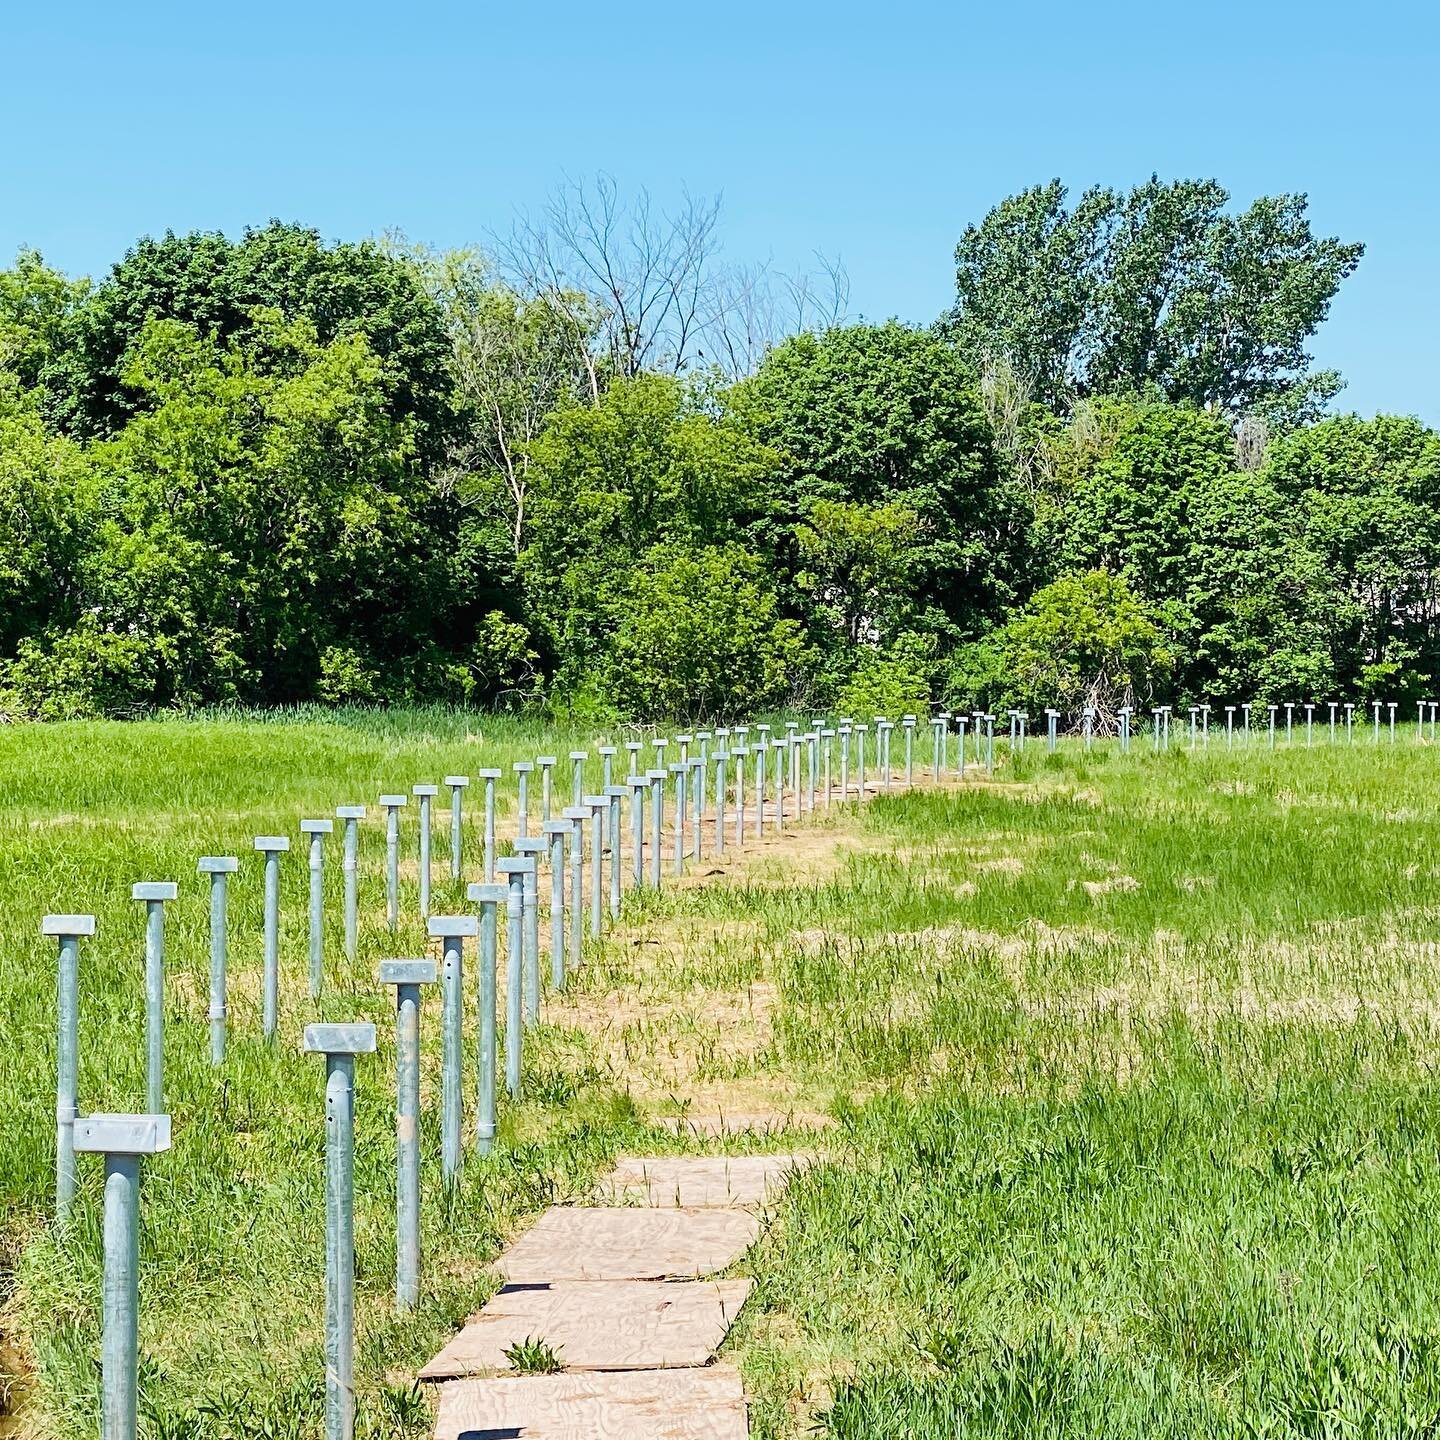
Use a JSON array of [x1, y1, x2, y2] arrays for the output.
[[4, 716, 1440, 1438]]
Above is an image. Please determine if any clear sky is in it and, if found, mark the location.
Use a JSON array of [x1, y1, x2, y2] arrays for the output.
[[4, 0, 1435, 422]]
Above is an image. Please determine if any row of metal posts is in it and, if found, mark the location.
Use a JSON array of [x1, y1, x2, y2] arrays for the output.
[[45, 708, 982, 1440], [46, 686, 1440, 1440]]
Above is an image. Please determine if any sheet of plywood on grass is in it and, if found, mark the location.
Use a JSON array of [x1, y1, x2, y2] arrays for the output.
[[598, 1155, 809, 1209], [432, 1365, 748, 1440], [496, 1207, 760, 1282], [419, 1278, 753, 1379]]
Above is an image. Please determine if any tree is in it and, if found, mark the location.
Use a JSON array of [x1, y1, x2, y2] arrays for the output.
[[495, 175, 850, 383], [944, 178, 1363, 420], [5, 313, 444, 715], [0, 376, 85, 657], [40, 222, 452, 461], [734, 322, 1022, 653], [950, 570, 1173, 722], [1262, 415, 1440, 699], [521, 372, 780, 688], [0, 249, 89, 389], [599, 544, 805, 722]]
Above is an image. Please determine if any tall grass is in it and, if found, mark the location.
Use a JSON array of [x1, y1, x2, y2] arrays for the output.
[[3, 717, 1439, 1437]]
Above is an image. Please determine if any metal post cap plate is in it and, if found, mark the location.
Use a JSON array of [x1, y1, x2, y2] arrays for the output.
[[197, 857, 240, 873], [42, 914, 96, 937], [336, 805, 367, 819], [303, 1023, 377, 1055], [131, 882, 178, 902], [74, 1113, 172, 1155], [300, 819, 334, 833], [378, 795, 408, 807], [444, 775, 470, 787], [466, 882, 508, 904], [254, 835, 291, 851], [378, 958, 438, 985], [413, 784, 440, 796], [428, 915, 481, 938]]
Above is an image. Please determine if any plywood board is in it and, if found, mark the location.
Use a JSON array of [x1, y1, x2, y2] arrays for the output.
[[496, 1208, 760, 1282], [419, 1278, 752, 1379], [599, 1155, 808, 1209], [431, 1365, 747, 1440]]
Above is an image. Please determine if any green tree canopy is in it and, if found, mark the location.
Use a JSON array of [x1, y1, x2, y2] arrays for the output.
[[734, 322, 1022, 649], [39, 222, 452, 462], [944, 178, 1363, 421]]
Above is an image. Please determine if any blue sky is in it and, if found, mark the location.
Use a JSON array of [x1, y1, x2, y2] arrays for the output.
[[4, 0, 1435, 421]]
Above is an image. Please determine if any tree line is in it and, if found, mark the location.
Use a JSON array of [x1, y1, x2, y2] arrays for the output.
[[2, 175, 1432, 725]]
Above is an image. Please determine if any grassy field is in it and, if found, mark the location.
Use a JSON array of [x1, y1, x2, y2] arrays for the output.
[[3, 714, 1440, 1438]]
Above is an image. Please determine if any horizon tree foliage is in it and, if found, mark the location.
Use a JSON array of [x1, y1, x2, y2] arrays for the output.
[[944, 177, 1364, 423], [37, 221, 453, 460], [3, 176, 1437, 723]]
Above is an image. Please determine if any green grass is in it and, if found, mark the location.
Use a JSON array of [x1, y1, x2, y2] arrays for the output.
[[4, 717, 1440, 1438]]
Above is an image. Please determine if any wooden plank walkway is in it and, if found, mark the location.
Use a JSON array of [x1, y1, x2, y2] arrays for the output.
[[420, 1148, 809, 1437]]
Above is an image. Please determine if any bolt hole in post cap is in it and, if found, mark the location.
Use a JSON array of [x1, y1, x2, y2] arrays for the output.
[[444, 775, 470, 788], [254, 835, 291, 851], [197, 856, 240, 874], [378, 958, 438, 986], [466, 882, 509, 904], [335, 806, 367, 820], [303, 1022, 377, 1055], [42, 913, 97, 936], [131, 882, 178, 902], [300, 819, 334, 834], [427, 915, 480, 938], [74, 1113, 171, 1155], [413, 784, 440, 796], [378, 795, 408, 808]]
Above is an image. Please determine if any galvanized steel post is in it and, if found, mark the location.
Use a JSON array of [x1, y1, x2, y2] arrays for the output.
[[562, 806, 587, 962], [466, 882, 505, 1152], [496, 861, 526, 1099], [303, 1024, 376, 1440], [671, 765, 687, 872], [570, 750, 588, 808], [627, 774, 646, 888], [43, 913, 94, 1225], [254, 836, 289, 1037], [198, 858, 238, 1065], [336, 807, 365, 962], [132, 883, 177, 1114], [445, 776, 469, 881], [427, 918, 476, 1182], [413, 786, 438, 920], [542, 821, 569, 987], [605, 785, 627, 911], [378, 796, 406, 930], [511, 763, 532, 841], [74, 1113, 171, 1440], [478, 770, 500, 882], [301, 819, 333, 998], [378, 958, 436, 1311], [513, 838, 546, 1021], [646, 774, 665, 887], [583, 796, 606, 930], [537, 756, 557, 823]]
